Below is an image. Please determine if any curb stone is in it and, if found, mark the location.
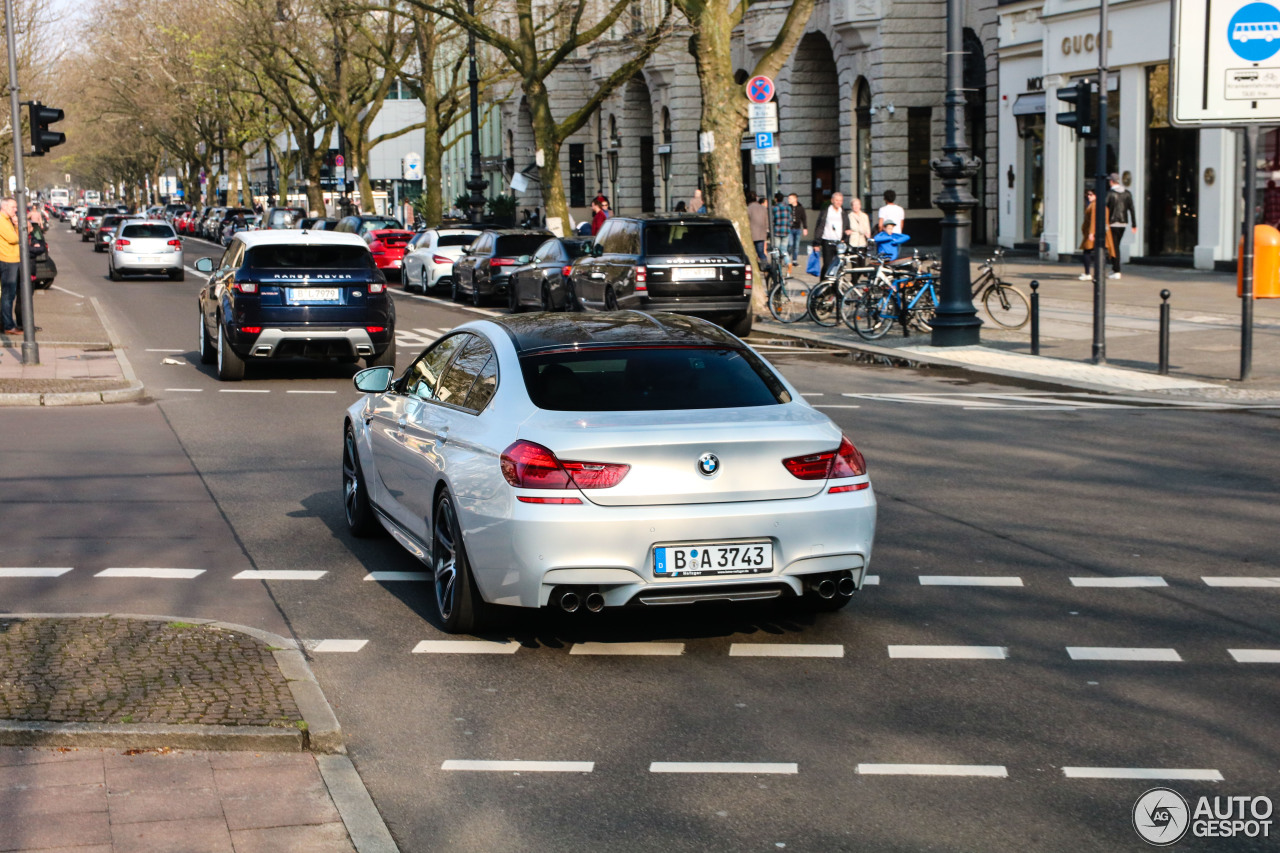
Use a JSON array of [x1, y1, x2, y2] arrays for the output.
[[318, 755, 401, 853], [0, 612, 342, 754]]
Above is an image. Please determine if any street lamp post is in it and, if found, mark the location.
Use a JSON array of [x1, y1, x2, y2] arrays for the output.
[[607, 140, 619, 210], [929, 0, 983, 347], [265, 140, 275, 208], [658, 145, 672, 212], [465, 0, 488, 225]]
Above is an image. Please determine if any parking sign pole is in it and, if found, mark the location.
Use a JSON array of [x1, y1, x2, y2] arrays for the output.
[[5, 0, 38, 365], [1242, 123, 1257, 380], [1092, 0, 1109, 365]]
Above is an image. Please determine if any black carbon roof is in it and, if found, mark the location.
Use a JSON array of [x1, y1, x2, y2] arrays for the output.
[[489, 312, 740, 354]]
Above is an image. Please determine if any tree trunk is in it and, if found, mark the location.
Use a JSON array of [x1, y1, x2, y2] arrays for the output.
[[526, 80, 568, 232], [423, 123, 445, 227]]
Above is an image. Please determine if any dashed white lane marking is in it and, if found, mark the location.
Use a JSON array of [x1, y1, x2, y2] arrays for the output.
[[864, 575, 880, 585], [305, 639, 369, 653], [1202, 576, 1280, 587], [649, 762, 798, 774], [233, 570, 327, 580], [1066, 647, 1182, 662], [728, 644, 844, 658], [1070, 576, 1167, 587], [52, 285, 86, 298], [919, 576, 1023, 587], [570, 642, 685, 656], [442, 760, 593, 773], [286, 390, 338, 395], [813, 404, 862, 409], [0, 567, 74, 577], [1062, 767, 1223, 781], [164, 388, 203, 392], [1228, 649, 1280, 663], [888, 645, 1008, 659], [146, 348, 184, 353], [364, 571, 430, 582], [800, 392, 824, 396], [96, 568, 204, 579], [219, 389, 270, 394], [412, 640, 521, 654], [857, 764, 1008, 777]]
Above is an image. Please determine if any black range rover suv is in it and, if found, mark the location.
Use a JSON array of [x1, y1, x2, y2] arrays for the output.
[[195, 231, 396, 381], [569, 215, 753, 336]]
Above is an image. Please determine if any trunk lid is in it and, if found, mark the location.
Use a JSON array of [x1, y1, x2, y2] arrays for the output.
[[517, 405, 839, 507]]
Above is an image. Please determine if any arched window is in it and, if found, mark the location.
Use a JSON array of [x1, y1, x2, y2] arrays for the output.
[[662, 107, 672, 144], [855, 79, 872, 210]]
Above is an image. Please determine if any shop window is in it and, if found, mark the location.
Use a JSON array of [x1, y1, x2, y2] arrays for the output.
[[907, 107, 932, 209], [569, 144, 586, 208]]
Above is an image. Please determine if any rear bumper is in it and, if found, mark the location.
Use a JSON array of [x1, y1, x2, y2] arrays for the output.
[[475, 274, 513, 297], [631, 295, 752, 320], [230, 326, 391, 359], [113, 251, 182, 271]]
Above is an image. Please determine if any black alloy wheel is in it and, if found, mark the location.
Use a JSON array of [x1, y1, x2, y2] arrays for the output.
[[432, 493, 487, 633], [342, 425, 381, 537]]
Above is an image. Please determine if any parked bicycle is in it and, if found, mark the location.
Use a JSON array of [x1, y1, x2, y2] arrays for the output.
[[806, 243, 875, 327], [765, 245, 809, 324], [971, 249, 1030, 329], [843, 262, 938, 340]]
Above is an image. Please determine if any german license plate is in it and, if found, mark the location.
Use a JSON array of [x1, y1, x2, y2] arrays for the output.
[[673, 267, 717, 281], [141, 256, 165, 263], [654, 542, 772, 577], [287, 287, 341, 304]]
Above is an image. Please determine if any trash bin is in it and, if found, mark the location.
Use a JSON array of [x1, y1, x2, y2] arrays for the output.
[[1238, 224, 1280, 298]]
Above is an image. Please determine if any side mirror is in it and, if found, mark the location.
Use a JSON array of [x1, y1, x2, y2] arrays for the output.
[[194, 257, 214, 273], [591, 243, 604, 257], [353, 366, 394, 394], [517, 255, 531, 265]]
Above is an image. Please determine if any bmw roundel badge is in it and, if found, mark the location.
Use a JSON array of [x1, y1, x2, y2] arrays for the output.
[[698, 453, 720, 476]]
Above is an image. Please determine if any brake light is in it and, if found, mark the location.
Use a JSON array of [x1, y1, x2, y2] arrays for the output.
[[232, 281, 258, 294], [370, 240, 385, 254], [744, 265, 753, 294], [368, 282, 386, 294], [500, 440, 629, 490], [239, 326, 262, 334], [433, 254, 451, 264], [517, 496, 583, 504], [167, 239, 182, 248], [114, 239, 130, 248], [562, 265, 573, 277], [366, 326, 386, 333], [634, 265, 647, 294], [782, 436, 866, 481], [491, 257, 515, 267]]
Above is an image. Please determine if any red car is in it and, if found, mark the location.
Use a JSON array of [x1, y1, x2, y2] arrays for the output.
[[333, 215, 414, 279]]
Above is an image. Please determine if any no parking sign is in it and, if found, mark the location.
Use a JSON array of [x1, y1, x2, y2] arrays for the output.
[[745, 75, 775, 104]]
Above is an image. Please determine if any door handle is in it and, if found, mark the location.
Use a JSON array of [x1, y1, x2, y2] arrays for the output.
[[590, 272, 605, 280], [397, 416, 407, 432], [437, 424, 450, 444]]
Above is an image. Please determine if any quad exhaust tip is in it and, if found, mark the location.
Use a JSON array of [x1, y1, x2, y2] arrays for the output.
[[559, 591, 580, 613], [837, 576, 856, 597], [816, 579, 837, 600], [585, 592, 605, 613]]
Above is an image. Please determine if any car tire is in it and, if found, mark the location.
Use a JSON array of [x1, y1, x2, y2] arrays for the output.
[[215, 321, 245, 381], [432, 492, 489, 634], [170, 269, 185, 282], [342, 424, 382, 538], [198, 310, 215, 365], [604, 287, 620, 311], [451, 276, 461, 303], [565, 281, 580, 313], [541, 284, 554, 312], [727, 312, 753, 338], [366, 339, 396, 368], [109, 263, 121, 282], [507, 282, 521, 313], [417, 269, 429, 294], [472, 280, 484, 308], [93, 243, 103, 253]]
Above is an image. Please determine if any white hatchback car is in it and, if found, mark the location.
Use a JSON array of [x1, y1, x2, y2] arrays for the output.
[[401, 227, 482, 294], [109, 219, 185, 281]]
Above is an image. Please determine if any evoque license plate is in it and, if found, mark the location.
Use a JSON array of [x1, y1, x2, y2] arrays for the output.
[[287, 287, 341, 303], [654, 542, 772, 577]]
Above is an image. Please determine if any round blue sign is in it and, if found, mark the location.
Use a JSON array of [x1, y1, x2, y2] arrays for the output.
[[1228, 3, 1280, 62]]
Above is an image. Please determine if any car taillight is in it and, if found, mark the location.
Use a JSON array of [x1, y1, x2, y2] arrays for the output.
[[114, 239, 130, 248], [167, 239, 182, 248], [433, 254, 451, 264], [744, 265, 753, 294], [239, 326, 262, 334], [366, 326, 386, 333], [491, 257, 515, 267], [562, 265, 573, 277], [368, 282, 386, 294], [370, 240, 385, 254], [232, 281, 258, 294], [634, 265, 647, 294], [782, 436, 867, 482], [500, 440, 629, 491]]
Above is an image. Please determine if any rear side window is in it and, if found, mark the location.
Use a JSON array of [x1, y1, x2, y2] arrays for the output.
[[436, 337, 496, 412], [521, 346, 790, 411], [644, 222, 744, 255], [245, 245, 375, 271], [495, 235, 548, 256], [403, 334, 468, 402], [121, 224, 176, 239]]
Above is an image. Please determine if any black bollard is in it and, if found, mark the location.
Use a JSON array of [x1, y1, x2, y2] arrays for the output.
[[1158, 289, 1171, 375], [1030, 280, 1040, 356]]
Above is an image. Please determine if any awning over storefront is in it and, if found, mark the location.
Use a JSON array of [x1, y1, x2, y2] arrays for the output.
[[1012, 93, 1045, 115]]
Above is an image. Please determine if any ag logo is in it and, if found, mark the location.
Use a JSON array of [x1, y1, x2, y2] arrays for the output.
[[1133, 787, 1190, 846], [697, 453, 719, 476]]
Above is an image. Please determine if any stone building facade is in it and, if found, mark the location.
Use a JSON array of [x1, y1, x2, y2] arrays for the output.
[[497, 0, 999, 243]]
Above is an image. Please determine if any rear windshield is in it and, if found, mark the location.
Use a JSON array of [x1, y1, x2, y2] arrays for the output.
[[101, 216, 125, 226], [644, 222, 743, 256], [563, 240, 591, 258], [245, 245, 375, 271], [495, 235, 548, 256], [521, 346, 789, 411], [359, 218, 404, 233], [437, 234, 477, 247], [121, 224, 176, 239]]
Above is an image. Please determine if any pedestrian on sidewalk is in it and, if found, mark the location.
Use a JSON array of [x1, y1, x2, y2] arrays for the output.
[[813, 191, 852, 276], [771, 192, 791, 268], [0, 197, 20, 335], [1079, 188, 1115, 281], [1106, 173, 1136, 279], [747, 191, 769, 262], [786, 193, 808, 275], [877, 189, 905, 234], [849, 198, 872, 248], [689, 188, 706, 214], [589, 198, 607, 235]]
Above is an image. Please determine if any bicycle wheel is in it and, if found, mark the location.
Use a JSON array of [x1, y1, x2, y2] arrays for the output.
[[850, 289, 894, 340], [767, 277, 809, 324], [838, 283, 869, 332], [808, 280, 841, 327], [909, 286, 936, 332], [983, 282, 1030, 329]]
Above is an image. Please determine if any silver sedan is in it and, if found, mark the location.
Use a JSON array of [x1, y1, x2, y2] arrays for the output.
[[342, 312, 876, 633]]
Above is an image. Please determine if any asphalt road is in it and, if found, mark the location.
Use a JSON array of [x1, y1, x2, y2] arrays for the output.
[[5, 225, 1280, 852]]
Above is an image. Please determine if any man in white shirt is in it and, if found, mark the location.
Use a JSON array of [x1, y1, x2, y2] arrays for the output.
[[877, 189, 905, 234], [811, 191, 852, 276]]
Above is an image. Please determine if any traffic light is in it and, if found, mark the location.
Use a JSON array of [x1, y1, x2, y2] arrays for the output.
[[28, 103, 66, 156], [1055, 79, 1096, 139]]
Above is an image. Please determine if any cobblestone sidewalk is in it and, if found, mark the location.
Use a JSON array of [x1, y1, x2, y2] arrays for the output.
[[0, 619, 300, 729]]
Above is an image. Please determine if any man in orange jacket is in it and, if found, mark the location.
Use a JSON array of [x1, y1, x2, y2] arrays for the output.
[[0, 197, 21, 334]]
